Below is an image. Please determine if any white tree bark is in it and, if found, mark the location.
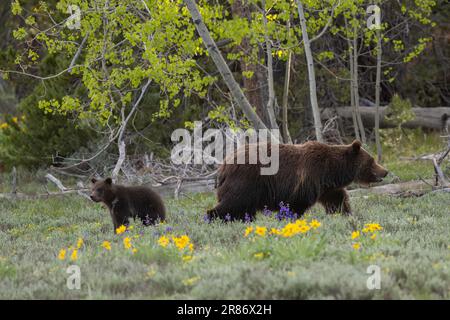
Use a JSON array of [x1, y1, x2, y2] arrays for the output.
[[348, 43, 361, 141], [184, 0, 270, 132], [111, 78, 152, 180], [375, 28, 382, 161], [353, 25, 366, 143], [281, 18, 293, 144], [261, 0, 279, 130], [295, 0, 323, 142]]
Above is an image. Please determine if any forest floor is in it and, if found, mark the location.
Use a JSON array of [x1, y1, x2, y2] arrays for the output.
[[0, 130, 449, 299]]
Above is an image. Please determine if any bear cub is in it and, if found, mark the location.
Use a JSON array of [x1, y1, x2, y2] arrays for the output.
[[90, 178, 166, 233]]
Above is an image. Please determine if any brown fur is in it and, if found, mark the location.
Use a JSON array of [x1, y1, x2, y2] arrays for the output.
[[90, 178, 166, 233], [207, 140, 388, 221]]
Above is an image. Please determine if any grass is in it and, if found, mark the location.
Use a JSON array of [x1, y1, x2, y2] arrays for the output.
[[0, 130, 448, 299], [0, 191, 449, 299], [375, 128, 446, 182]]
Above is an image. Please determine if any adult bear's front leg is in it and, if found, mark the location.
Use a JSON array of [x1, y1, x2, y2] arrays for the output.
[[318, 188, 352, 215]]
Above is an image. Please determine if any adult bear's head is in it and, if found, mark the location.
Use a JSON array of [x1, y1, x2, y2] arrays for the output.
[[349, 140, 388, 184]]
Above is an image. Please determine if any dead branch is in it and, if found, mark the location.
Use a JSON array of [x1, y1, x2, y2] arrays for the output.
[[76, 181, 92, 200], [432, 157, 448, 186], [45, 173, 68, 191]]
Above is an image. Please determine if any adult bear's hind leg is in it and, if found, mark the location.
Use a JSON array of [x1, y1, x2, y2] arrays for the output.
[[318, 188, 352, 215]]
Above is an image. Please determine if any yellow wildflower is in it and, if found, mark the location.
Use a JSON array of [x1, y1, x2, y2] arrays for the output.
[[182, 255, 193, 262], [146, 269, 156, 278], [255, 226, 267, 237], [158, 235, 170, 247], [295, 219, 308, 226], [309, 219, 321, 229], [299, 225, 310, 233], [188, 243, 194, 252], [58, 249, 66, 260], [182, 276, 200, 286], [101, 241, 111, 251], [363, 223, 383, 233], [351, 231, 360, 239], [244, 226, 253, 237], [123, 237, 132, 249], [254, 252, 264, 259], [352, 243, 361, 250], [116, 225, 127, 234], [270, 228, 281, 235], [370, 233, 377, 240], [70, 249, 78, 261], [76, 238, 83, 249], [12, 117, 18, 124], [131, 248, 138, 254], [0, 122, 9, 130], [281, 222, 302, 237], [173, 235, 190, 250]]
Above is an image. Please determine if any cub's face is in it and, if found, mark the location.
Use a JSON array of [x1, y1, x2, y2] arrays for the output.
[[350, 141, 389, 184], [90, 177, 113, 203]]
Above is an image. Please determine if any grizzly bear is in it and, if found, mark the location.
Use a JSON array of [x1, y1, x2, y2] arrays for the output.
[[90, 178, 166, 233], [207, 140, 388, 221]]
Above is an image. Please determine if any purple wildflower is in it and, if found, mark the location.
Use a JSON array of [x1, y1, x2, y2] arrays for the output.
[[225, 213, 232, 222], [165, 226, 173, 233], [262, 206, 272, 216], [244, 213, 252, 223], [275, 202, 297, 221]]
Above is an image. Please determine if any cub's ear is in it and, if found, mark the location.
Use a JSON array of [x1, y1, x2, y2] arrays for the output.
[[351, 140, 362, 152], [91, 178, 97, 184], [104, 177, 112, 185]]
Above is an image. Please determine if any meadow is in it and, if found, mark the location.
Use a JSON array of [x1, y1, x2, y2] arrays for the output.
[[0, 185, 449, 299], [0, 131, 449, 299]]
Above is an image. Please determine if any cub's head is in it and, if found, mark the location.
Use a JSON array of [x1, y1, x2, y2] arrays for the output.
[[90, 177, 114, 203], [349, 140, 388, 184]]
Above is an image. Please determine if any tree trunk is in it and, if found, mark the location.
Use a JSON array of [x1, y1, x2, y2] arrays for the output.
[[281, 18, 293, 144], [348, 40, 361, 141], [295, 0, 323, 142], [111, 79, 152, 180], [375, 28, 382, 162], [230, 0, 269, 126], [184, 0, 269, 131], [353, 25, 366, 144], [261, 0, 279, 130]]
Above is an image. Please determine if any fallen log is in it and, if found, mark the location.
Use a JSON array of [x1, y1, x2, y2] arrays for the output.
[[348, 179, 436, 197], [0, 188, 90, 200], [322, 106, 450, 130], [0, 179, 439, 201]]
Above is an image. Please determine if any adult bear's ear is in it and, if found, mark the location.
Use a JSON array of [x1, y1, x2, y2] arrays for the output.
[[105, 177, 112, 185], [351, 140, 361, 152], [91, 178, 97, 184]]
